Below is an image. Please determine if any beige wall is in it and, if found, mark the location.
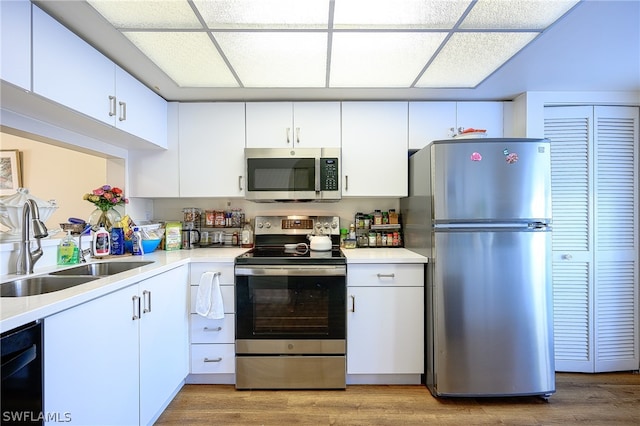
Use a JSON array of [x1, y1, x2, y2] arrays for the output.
[[0, 131, 108, 231]]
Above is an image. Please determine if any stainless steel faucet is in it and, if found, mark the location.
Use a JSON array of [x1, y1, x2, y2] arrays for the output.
[[16, 199, 49, 274]]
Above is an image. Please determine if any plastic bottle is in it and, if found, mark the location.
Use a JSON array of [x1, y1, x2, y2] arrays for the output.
[[92, 223, 110, 257], [241, 221, 254, 248], [132, 226, 144, 255], [57, 230, 78, 265], [111, 227, 125, 255]]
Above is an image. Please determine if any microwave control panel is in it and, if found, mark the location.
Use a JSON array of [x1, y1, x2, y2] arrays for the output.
[[320, 158, 339, 191]]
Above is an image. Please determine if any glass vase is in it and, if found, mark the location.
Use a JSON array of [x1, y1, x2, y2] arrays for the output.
[[89, 208, 121, 231]]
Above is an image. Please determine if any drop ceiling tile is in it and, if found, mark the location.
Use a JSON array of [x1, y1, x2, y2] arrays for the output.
[[215, 32, 327, 87], [88, 0, 202, 29], [123, 32, 238, 87], [333, 0, 472, 29], [194, 0, 329, 29], [330, 32, 447, 87], [460, 0, 580, 29], [416, 32, 538, 87]]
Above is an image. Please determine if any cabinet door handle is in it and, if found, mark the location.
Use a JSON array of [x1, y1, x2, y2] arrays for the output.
[[132, 295, 140, 320], [238, 176, 243, 191], [295, 127, 300, 144], [345, 175, 349, 191], [377, 273, 395, 279], [119, 101, 127, 121], [286, 127, 291, 144], [204, 357, 223, 363], [143, 290, 151, 313], [350, 295, 355, 312], [204, 326, 222, 332], [562, 254, 573, 260], [109, 95, 116, 117]]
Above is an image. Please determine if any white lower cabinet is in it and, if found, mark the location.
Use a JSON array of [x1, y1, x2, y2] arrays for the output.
[[346, 263, 424, 384], [44, 265, 189, 426], [187, 262, 236, 384]]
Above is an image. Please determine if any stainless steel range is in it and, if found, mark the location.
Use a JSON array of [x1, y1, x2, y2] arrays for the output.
[[234, 215, 346, 390]]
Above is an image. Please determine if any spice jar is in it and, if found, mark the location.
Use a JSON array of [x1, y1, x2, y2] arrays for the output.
[[373, 210, 383, 225]]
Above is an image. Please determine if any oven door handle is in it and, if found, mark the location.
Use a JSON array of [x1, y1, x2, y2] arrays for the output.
[[235, 265, 346, 276]]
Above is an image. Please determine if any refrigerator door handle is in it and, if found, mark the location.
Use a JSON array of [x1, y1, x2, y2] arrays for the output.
[[528, 221, 550, 230]]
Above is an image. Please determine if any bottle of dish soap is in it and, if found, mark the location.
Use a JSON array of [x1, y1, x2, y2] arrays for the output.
[[57, 230, 79, 265], [92, 223, 110, 257], [132, 226, 144, 255]]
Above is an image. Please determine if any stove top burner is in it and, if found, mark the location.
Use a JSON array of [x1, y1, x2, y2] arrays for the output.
[[236, 246, 345, 265]]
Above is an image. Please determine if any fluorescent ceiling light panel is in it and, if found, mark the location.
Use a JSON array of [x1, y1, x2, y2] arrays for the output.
[[123, 32, 238, 87], [215, 32, 327, 87], [194, 0, 329, 29], [330, 32, 447, 87], [416, 32, 538, 87], [333, 0, 472, 29], [460, 0, 580, 29], [88, 0, 202, 29]]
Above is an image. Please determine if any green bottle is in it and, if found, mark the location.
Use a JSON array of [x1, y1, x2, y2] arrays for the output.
[[57, 231, 78, 265]]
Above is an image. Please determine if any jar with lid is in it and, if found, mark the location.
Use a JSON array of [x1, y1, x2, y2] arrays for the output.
[[388, 209, 399, 224], [373, 210, 383, 226], [241, 221, 254, 248], [382, 211, 389, 224]]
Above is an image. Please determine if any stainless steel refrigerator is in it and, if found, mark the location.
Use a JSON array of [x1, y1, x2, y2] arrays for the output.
[[401, 138, 555, 398]]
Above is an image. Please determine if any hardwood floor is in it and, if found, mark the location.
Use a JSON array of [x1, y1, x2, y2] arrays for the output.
[[156, 372, 640, 425]]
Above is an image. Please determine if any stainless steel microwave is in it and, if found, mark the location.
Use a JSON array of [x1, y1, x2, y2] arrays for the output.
[[244, 147, 341, 202]]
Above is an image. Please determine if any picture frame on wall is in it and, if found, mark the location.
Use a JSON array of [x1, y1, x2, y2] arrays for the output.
[[0, 150, 23, 196]]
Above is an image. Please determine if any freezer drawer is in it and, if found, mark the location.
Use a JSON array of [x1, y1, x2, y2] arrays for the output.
[[430, 229, 555, 396]]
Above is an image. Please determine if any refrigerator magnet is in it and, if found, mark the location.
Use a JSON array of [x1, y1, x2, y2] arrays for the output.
[[470, 152, 482, 161], [506, 152, 519, 164]]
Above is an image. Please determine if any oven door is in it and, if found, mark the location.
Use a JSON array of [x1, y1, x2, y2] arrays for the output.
[[235, 265, 346, 341]]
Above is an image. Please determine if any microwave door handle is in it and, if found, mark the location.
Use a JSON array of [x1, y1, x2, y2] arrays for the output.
[[315, 158, 321, 192]]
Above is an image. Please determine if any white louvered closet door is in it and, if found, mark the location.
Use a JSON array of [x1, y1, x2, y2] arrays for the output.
[[544, 105, 639, 373]]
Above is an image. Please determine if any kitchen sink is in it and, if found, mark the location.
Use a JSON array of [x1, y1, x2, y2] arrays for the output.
[[0, 276, 101, 297], [49, 261, 154, 277]]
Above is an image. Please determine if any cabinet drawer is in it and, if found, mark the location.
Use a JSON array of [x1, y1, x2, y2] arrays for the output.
[[190, 344, 235, 374], [190, 285, 235, 314], [190, 314, 235, 344], [189, 263, 235, 285], [348, 264, 424, 287]]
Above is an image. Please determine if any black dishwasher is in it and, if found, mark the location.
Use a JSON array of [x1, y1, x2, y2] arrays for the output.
[[1, 321, 43, 425]]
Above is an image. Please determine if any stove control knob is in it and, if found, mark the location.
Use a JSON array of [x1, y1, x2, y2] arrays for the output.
[[330, 221, 338, 229], [264, 222, 271, 229], [256, 222, 263, 228], [323, 222, 330, 229], [315, 223, 322, 229]]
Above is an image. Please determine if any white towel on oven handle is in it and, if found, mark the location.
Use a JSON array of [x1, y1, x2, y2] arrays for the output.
[[196, 271, 224, 319]]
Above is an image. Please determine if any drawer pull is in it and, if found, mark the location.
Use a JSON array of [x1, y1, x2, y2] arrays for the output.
[[377, 273, 395, 278], [204, 357, 223, 363], [204, 326, 222, 332]]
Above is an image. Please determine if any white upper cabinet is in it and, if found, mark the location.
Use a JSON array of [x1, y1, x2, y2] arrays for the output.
[[409, 102, 456, 150], [0, 0, 31, 90], [33, 6, 115, 125], [179, 103, 246, 197], [128, 103, 180, 198], [409, 101, 504, 150], [341, 101, 408, 197], [246, 102, 341, 148], [115, 66, 168, 148], [456, 101, 504, 138], [31, 6, 167, 148]]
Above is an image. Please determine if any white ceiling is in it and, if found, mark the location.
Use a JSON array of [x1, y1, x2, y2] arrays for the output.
[[34, 0, 640, 102]]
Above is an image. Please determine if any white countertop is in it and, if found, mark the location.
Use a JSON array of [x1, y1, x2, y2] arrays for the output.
[[343, 248, 428, 264], [1, 246, 427, 333], [0, 248, 247, 333]]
